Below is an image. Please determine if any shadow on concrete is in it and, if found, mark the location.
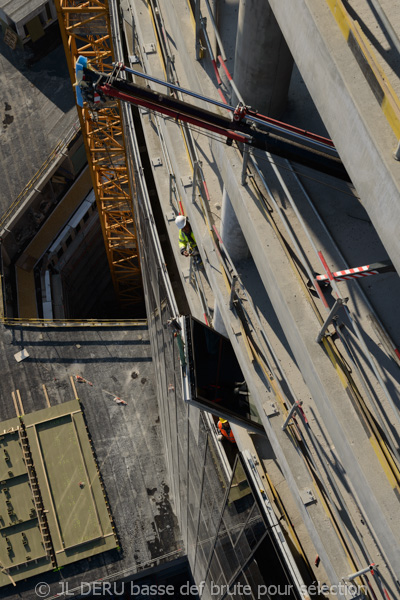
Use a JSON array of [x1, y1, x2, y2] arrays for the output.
[[18, 339, 151, 347], [15, 356, 153, 364], [342, 0, 400, 76], [0, 22, 75, 114]]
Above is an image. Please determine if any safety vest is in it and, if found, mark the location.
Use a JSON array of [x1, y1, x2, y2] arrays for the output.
[[218, 421, 236, 444], [179, 229, 197, 253]]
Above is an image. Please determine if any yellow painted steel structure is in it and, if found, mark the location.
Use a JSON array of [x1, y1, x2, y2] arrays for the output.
[[55, 0, 142, 309]]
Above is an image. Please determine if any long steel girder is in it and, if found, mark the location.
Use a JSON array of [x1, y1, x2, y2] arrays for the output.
[[55, 0, 142, 309]]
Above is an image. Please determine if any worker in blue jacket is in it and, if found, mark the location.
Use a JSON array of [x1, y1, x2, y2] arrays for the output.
[[175, 215, 199, 259]]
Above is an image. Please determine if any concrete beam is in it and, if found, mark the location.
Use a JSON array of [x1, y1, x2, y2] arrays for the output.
[[267, 0, 400, 276]]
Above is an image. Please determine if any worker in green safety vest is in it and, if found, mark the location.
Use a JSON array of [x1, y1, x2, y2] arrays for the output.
[[175, 215, 198, 258]]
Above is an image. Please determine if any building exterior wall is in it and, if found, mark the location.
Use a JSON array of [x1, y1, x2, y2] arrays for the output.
[[127, 126, 229, 596], [125, 110, 303, 600]]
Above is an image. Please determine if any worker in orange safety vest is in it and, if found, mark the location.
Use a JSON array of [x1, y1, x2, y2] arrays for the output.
[[217, 418, 236, 443]]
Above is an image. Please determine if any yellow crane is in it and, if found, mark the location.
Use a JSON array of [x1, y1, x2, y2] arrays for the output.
[[55, 0, 142, 310]]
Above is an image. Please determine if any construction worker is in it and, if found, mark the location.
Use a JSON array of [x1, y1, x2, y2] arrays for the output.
[[217, 418, 236, 444], [175, 215, 201, 263]]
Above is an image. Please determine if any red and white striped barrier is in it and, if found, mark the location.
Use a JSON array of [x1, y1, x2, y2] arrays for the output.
[[316, 260, 395, 282]]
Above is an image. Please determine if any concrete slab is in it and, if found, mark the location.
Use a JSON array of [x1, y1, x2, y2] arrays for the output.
[[0, 0, 46, 24]]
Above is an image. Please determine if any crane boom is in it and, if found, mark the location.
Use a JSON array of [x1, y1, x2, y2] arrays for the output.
[[78, 62, 350, 182]]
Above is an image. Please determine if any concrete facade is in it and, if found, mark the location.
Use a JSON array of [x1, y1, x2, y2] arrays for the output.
[[124, 0, 400, 594]]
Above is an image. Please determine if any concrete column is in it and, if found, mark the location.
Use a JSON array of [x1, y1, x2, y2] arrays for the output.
[[220, 187, 248, 263], [207, 0, 218, 62], [213, 187, 248, 335], [233, 0, 293, 118], [213, 303, 228, 337]]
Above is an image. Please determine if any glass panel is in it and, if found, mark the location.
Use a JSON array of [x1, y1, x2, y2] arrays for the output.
[[215, 528, 239, 584], [194, 434, 228, 574], [244, 505, 267, 550], [226, 460, 255, 546], [187, 513, 197, 566], [188, 471, 201, 524], [228, 571, 256, 600], [196, 508, 211, 560], [208, 552, 227, 597], [187, 317, 263, 428], [203, 456, 270, 599], [129, 160, 190, 551], [193, 542, 206, 584], [243, 560, 265, 595], [201, 580, 213, 600]]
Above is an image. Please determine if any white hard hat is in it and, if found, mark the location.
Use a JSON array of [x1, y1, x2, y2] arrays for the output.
[[175, 215, 187, 229]]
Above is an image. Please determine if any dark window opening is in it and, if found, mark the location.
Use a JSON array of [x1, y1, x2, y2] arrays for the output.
[[185, 316, 263, 430]]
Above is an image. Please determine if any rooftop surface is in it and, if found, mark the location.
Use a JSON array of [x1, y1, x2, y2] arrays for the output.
[[0, 399, 117, 587], [0, 1, 46, 24], [0, 323, 183, 599], [0, 24, 77, 211]]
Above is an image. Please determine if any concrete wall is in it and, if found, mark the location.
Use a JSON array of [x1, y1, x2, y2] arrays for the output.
[[267, 0, 400, 276]]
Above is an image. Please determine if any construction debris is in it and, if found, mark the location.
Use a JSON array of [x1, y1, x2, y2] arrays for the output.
[[113, 397, 127, 405], [14, 349, 29, 362], [75, 374, 93, 386]]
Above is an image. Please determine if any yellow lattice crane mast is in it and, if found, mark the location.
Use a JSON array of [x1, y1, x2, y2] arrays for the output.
[[55, 0, 142, 310]]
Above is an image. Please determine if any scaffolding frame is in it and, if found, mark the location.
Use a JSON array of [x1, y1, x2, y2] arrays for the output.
[[55, 0, 142, 308]]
